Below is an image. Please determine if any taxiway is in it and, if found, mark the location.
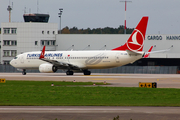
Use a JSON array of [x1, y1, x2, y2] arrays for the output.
[[0, 73, 180, 120]]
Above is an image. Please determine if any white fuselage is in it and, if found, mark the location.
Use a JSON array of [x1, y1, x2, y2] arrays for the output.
[[10, 50, 144, 70]]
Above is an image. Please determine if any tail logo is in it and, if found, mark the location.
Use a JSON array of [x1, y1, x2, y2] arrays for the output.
[[127, 29, 144, 51]]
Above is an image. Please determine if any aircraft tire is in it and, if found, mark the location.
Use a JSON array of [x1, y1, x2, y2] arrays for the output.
[[66, 71, 74, 75], [83, 70, 91, 75], [22, 70, 26, 75]]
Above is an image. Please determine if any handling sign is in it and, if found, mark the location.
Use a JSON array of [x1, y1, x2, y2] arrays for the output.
[[0, 79, 6, 83], [139, 82, 157, 88]]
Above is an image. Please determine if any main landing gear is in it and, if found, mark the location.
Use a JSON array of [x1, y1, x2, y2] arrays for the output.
[[83, 70, 91, 75], [66, 70, 74, 75], [66, 70, 91, 75], [22, 69, 26, 75]]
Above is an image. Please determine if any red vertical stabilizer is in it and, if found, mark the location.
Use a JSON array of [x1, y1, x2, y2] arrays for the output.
[[112, 16, 149, 52]]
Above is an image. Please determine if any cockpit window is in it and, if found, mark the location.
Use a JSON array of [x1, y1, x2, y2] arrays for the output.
[[14, 57, 18, 59]]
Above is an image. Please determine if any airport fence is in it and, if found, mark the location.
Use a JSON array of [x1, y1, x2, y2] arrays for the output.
[[0, 64, 178, 74]]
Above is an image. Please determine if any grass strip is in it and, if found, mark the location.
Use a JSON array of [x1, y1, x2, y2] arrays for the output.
[[0, 81, 180, 106]]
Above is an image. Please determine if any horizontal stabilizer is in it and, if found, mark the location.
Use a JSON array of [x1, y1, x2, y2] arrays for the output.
[[146, 48, 171, 54], [126, 50, 143, 56]]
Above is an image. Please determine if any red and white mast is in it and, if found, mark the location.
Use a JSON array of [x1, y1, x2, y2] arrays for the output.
[[120, 0, 132, 34]]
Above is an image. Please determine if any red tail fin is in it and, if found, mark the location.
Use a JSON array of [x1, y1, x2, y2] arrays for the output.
[[112, 16, 149, 51], [39, 46, 46, 59]]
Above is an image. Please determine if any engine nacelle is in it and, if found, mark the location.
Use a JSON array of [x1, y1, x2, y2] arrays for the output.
[[39, 63, 57, 73]]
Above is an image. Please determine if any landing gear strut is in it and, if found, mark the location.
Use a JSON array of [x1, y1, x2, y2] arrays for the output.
[[83, 70, 91, 75], [22, 69, 26, 75], [66, 71, 74, 75]]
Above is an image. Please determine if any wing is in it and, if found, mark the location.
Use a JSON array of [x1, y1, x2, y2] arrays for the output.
[[39, 46, 81, 70]]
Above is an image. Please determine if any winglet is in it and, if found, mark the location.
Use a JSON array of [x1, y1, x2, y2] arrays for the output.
[[144, 46, 153, 58], [39, 46, 46, 59]]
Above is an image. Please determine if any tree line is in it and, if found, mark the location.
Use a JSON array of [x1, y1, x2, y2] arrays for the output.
[[59, 25, 134, 34], [0, 26, 134, 34]]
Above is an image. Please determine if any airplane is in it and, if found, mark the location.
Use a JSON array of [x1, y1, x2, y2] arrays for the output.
[[10, 16, 149, 75]]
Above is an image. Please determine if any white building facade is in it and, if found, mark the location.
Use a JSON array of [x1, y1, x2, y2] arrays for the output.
[[1, 22, 58, 64]]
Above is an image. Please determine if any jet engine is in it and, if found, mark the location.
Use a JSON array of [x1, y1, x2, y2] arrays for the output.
[[39, 63, 57, 73]]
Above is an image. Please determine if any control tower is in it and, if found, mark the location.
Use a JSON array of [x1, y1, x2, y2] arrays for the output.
[[23, 13, 50, 23]]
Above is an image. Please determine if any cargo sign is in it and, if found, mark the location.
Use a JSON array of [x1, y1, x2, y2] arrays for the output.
[[139, 82, 157, 88], [0, 79, 6, 83], [147, 35, 180, 40]]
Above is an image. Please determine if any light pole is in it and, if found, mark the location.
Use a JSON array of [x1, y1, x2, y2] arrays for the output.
[[58, 8, 63, 34]]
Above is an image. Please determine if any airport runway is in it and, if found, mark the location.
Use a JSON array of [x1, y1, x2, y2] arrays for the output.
[[1, 73, 180, 120], [0, 106, 180, 120], [0, 73, 180, 88]]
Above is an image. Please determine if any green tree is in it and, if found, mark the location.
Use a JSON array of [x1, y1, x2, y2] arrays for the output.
[[61, 26, 70, 34]]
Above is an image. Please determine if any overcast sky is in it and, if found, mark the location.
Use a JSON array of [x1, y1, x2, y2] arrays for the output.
[[0, 0, 180, 34]]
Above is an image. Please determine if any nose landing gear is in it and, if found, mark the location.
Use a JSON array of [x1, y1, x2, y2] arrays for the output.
[[22, 69, 26, 75]]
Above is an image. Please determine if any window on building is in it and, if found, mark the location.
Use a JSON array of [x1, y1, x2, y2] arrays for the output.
[[3, 28, 10, 34], [52, 41, 55, 45], [53, 31, 55, 34], [7, 41, 10, 45], [3, 40, 10, 45], [15, 41, 17, 45], [41, 41, 45, 45], [11, 28, 17, 34], [3, 40, 17, 46], [47, 41, 50, 45], [3, 61, 10, 65], [41, 40, 56, 46], [35, 41, 38, 45], [3, 41, 7, 46], [11, 41, 14, 45], [47, 31, 49, 34], [11, 50, 17, 57], [3, 50, 10, 57], [42, 31, 44, 34]]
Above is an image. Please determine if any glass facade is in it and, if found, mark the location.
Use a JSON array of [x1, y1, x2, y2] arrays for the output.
[[23, 14, 50, 23]]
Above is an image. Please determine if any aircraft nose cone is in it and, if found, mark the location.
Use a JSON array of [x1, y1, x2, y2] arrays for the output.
[[10, 60, 14, 66]]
